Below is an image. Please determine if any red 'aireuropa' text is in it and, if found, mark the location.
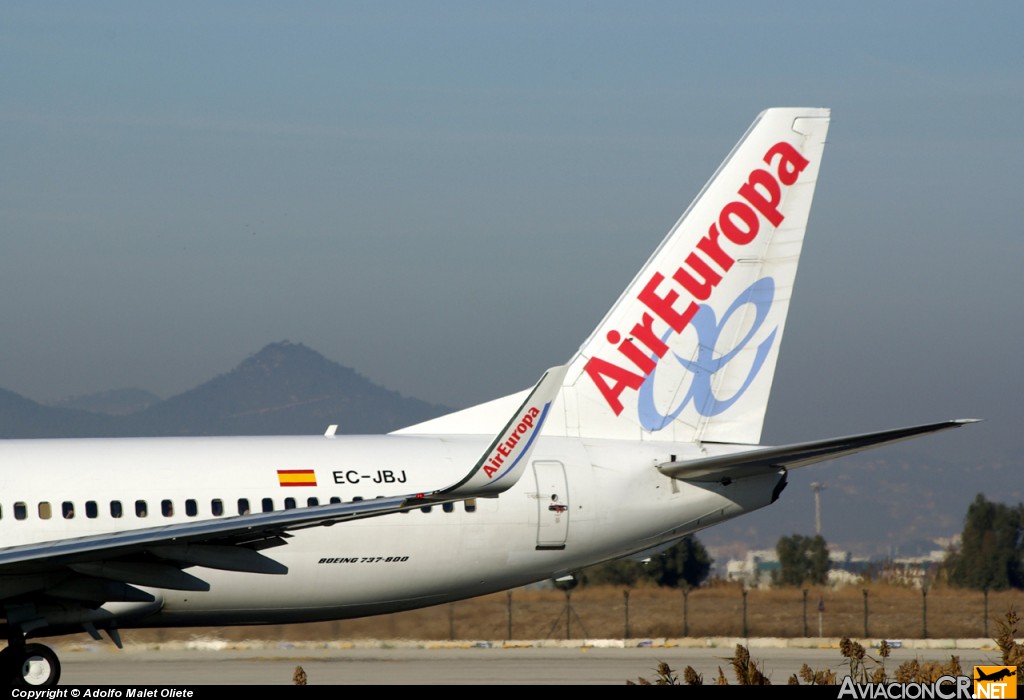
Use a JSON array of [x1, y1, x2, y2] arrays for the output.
[[584, 140, 810, 415]]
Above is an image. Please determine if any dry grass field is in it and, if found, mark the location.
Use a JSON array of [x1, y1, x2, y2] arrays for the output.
[[116, 582, 1024, 644]]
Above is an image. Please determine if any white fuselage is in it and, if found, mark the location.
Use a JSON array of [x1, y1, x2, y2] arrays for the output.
[[0, 434, 783, 633]]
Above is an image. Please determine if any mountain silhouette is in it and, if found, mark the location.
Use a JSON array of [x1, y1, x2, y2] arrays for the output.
[[0, 387, 118, 438], [121, 341, 449, 436], [0, 342, 449, 438], [48, 388, 162, 416]]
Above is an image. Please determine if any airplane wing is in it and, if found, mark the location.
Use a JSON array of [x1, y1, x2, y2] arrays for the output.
[[0, 366, 566, 598], [658, 419, 979, 483]]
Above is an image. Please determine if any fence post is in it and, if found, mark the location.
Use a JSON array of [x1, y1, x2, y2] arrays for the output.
[[802, 589, 809, 637], [742, 587, 749, 638], [565, 589, 572, 640], [863, 588, 869, 638], [507, 590, 513, 641], [682, 586, 690, 637], [624, 589, 631, 640], [818, 595, 825, 637], [921, 586, 928, 639]]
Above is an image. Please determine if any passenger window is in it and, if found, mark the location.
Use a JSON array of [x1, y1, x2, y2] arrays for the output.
[[237, 498, 250, 515], [212, 499, 224, 516], [307, 497, 319, 507], [161, 500, 174, 517], [136, 500, 148, 517], [186, 499, 197, 517], [261, 498, 274, 513], [62, 502, 75, 519], [86, 501, 98, 518], [442, 502, 454, 513], [464, 499, 477, 513], [110, 501, 123, 518], [14, 502, 27, 520], [284, 497, 296, 510], [38, 502, 52, 520]]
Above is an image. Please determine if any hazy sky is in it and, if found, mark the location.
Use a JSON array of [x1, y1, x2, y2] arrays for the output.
[[2, 2, 1021, 468]]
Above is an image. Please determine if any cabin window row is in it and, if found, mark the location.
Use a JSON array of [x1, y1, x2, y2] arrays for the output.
[[0, 497, 478, 520]]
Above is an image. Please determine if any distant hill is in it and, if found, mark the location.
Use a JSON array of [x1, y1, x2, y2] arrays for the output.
[[0, 342, 450, 438], [700, 444, 1024, 559], [121, 341, 449, 436], [0, 387, 119, 438], [48, 388, 162, 416]]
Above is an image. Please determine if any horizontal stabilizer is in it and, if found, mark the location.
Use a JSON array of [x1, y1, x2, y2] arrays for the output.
[[659, 419, 979, 483]]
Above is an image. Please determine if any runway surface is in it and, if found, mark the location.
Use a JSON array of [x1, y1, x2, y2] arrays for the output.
[[57, 643, 1004, 685]]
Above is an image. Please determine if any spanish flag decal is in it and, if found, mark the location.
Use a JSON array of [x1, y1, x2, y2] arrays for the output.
[[277, 469, 317, 487]]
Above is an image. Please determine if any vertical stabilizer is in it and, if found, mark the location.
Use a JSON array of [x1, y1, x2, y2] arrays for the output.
[[561, 108, 831, 444]]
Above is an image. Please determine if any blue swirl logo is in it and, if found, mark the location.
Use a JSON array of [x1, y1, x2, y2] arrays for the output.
[[637, 277, 777, 431]]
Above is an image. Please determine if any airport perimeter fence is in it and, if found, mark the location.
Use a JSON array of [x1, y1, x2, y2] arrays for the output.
[[126, 584, 1024, 645], [302, 584, 1024, 642]]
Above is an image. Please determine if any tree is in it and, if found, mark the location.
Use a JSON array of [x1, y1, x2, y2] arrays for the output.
[[645, 537, 713, 588], [774, 534, 829, 586], [946, 494, 1024, 590], [578, 557, 645, 587], [579, 537, 713, 588]]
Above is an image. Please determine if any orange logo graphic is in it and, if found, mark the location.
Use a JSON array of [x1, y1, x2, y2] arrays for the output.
[[974, 666, 1017, 699]]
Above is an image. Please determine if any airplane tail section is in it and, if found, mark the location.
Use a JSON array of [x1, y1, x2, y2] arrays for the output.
[[561, 107, 831, 444], [397, 108, 831, 445]]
